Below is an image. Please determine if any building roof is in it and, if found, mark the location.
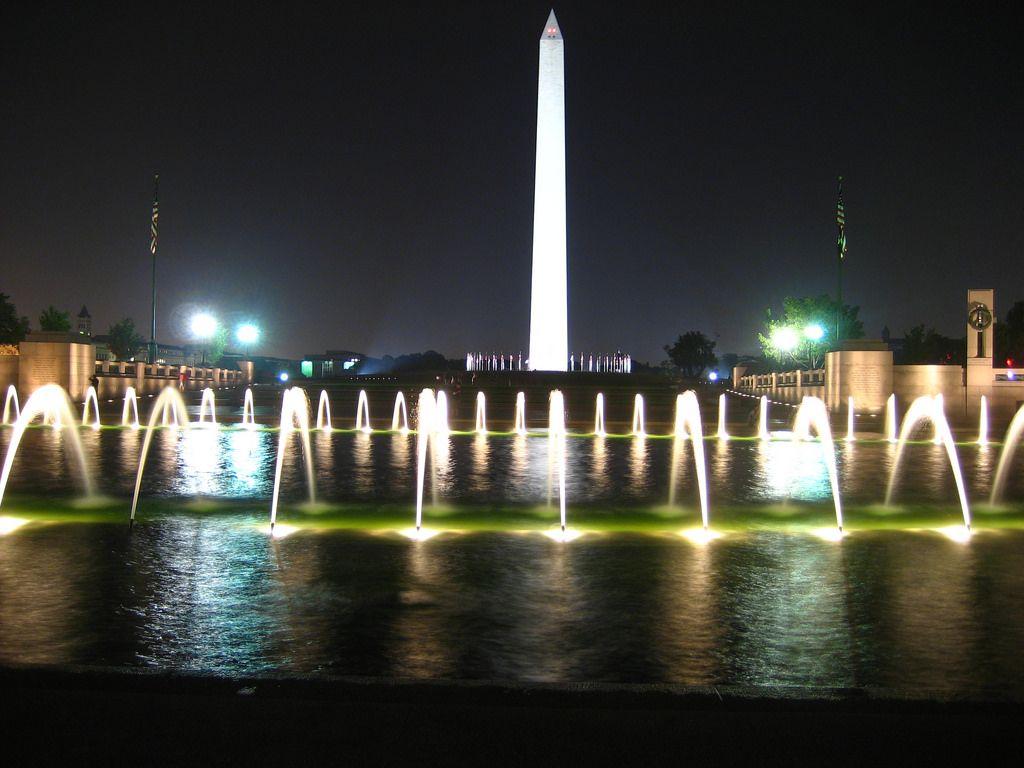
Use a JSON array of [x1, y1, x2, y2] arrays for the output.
[[78, 305, 91, 317]]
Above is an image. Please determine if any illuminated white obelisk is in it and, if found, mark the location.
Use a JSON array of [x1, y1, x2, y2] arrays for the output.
[[528, 10, 568, 372]]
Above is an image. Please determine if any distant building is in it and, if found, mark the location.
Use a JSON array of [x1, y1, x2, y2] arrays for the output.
[[302, 350, 365, 378], [77, 306, 92, 336]]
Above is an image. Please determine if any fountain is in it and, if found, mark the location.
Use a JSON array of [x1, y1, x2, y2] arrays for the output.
[[434, 392, 449, 434], [475, 392, 487, 434], [0, 384, 95, 511], [845, 397, 855, 442], [885, 394, 897, 443], [130, 387, 192, 523], [791, 397, 844, 533], [122, 387, 141, 429], [631, 394, 645, 437], [932, 393, 945, 445], [978, 396, 988, 446], [594, 393, 606, 437], [241, 388, 256, 429], [316, 390, 332, 431], [669, 392, 710, 530], [885, 395, 971, 532], [198, 388, 217, 426], [717, 394, 728, 440], [514, 392, 527, 435], [413, 389, 437, 535], [548, 390, 568, 534], [355, 390, 372, 433], [758, 396, 770, 441], [269, 387, 317, 532], [2, 385, 19, 425], [991, 402, 1024, 504], [82, 386, 101, 430], [391, 392, 409, 433]]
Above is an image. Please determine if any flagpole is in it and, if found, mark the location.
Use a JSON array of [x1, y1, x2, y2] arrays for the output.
[[149, 173, 159, 364], [835, 176, 846, 345]]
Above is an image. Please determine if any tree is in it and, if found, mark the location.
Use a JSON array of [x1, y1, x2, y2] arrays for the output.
[[0, 293, 30, 344], [664, 331, 717, 377], [205, 326, 229, 366], [108, 318, 144, 360], [39, 305, 71, 332], [759, 295, 864, 369], [995, 300, 1024, 366], [899, 324, 963, 365]]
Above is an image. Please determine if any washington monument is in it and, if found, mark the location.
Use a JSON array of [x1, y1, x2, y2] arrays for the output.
[[528, 10, 568, 371]]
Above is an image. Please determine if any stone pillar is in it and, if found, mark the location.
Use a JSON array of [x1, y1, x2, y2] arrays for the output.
[[966, 288, 994, 390], [824, 340, 894, 412], [732, 365, 748, 389], [17, 331, 96, 400]]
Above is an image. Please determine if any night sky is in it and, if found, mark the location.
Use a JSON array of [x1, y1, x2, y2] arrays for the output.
[[2, 2, 1021, 362]]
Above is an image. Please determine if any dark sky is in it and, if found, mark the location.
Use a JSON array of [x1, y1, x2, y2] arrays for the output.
[[2, 2, 1021, 362]]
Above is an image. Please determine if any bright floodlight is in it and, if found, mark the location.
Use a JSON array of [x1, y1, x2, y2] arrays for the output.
[[236, 323, 260, 345], [190, 313, 217, 339], [708, 371, 719, 382], [279, 372, 289, 382], [772, 326, 799, 352], [804, 323, 825, 341]]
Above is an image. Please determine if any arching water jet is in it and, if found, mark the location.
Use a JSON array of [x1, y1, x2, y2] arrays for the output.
[[355, 390, 372, 433], [594, 393, 606, 437], [475, 392, 487, 434], [631, 394, 645, 437], [885, 394, 897, 443], [791, 396, 844, 533], [391, 391, 409, 433], [2, 385, 20, 425], [514, 392, 527, 435], [269, 387, 317, 531], [717, 394, 729, 440], [122, 387, 140, 429], [198, 388, 217, 427], [434, 392, 449, 435], [548, 390, 568, 534], [0, 384, 95, 511], [241, 388, 256, 429], [316, 390, 332, 431], [412, 389, 440, 537], [885, 395, 971, 533], [991, 403, 1024, 504], [758, 396, 770, 441], [82, 386, 101, 430], [669, 391, 710, 530], [130, 387, 192, 524]]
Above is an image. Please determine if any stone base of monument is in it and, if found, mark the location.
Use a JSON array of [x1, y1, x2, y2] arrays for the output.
[[17, 331, 96, 401], [825, 339, 894, 413]]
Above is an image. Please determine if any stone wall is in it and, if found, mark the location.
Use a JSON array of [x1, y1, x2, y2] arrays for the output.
[[18, 332, 96, 400]]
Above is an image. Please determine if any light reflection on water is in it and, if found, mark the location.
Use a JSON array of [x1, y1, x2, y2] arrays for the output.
[[1, 423, 1024, 691], [1, 522, 1022, 694]]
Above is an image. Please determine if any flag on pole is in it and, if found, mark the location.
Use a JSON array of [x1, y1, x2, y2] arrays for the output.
[[836, 176, 847, 260], [150, 175, 160, 255]]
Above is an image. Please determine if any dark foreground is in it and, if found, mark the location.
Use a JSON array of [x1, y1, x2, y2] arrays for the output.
[[2, 665, 1021, 765]]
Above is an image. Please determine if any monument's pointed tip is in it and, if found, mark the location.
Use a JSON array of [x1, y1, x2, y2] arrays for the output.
[[541, 9, 562, 40]]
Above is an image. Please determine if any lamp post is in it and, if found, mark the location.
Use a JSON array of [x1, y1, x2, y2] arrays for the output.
[[236, 323, 260, 358]]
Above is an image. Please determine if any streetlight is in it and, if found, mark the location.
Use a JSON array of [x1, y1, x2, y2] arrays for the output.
[[236, 323, 260, 357], [190, 312, 217, 365], [804, 324, 825, 341], [771, 326, 799, 352]]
